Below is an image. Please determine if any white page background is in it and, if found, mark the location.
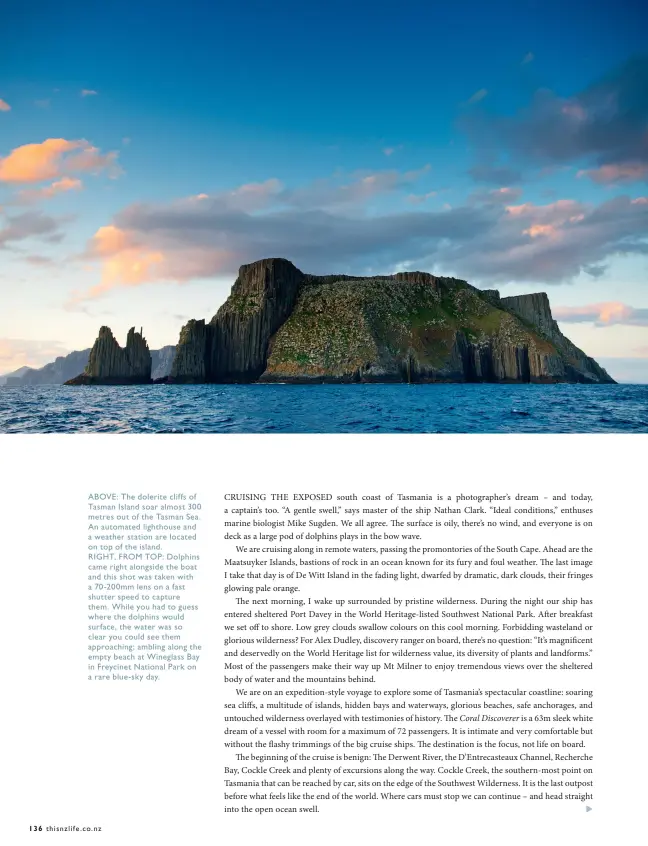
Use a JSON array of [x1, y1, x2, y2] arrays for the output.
[[1, 433, 644, 846]]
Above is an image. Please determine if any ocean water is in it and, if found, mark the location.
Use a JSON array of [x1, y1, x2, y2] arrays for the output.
[[0, 383, 646, 434]]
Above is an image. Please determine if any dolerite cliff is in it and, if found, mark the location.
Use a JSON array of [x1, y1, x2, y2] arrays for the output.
[[170, 258, 304, 382], [66, 327, 152, 385], [499, 294, 611, 384], [166, 257, 613, 384]]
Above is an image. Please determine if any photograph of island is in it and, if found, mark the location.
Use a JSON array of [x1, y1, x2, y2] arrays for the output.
[[1, 1, 646, 433]]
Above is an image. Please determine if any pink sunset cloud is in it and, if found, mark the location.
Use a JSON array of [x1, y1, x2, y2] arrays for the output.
[[553, 302, 648, 327], [17, 177, 83, 204], [0, 138, 121, 184], [577, 162, 648, 185]]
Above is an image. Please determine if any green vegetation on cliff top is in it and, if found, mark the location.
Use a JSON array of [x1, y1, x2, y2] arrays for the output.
[[265, 277, 553, 379]]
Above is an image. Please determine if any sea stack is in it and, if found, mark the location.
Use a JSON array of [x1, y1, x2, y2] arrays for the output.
[[65, 327, 152, 385], [167, 258, 615, 385]]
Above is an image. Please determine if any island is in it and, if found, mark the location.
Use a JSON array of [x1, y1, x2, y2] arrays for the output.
[[66, 257, 614, 385]]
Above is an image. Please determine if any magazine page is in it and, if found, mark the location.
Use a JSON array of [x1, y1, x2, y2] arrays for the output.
[[1, 2, 646, 845]]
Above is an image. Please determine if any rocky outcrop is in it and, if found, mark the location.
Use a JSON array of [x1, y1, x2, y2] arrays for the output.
[[501, 294, 613, 383], [169, 320, 211, 382], [501, 293, 556, 337], [170, 258, 305, 383], [5, 344, 173, 387], [166, 258, 615, 385], [65, 327, 152, 385]]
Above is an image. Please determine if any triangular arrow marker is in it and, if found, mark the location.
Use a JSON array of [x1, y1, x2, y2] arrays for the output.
[[586, 806, 592, 812]]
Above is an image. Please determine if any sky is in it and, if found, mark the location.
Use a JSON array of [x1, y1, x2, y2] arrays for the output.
[[1, 0, 647, 381]]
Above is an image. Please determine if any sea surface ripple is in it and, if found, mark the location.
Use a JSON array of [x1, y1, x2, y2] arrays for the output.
[[1, 383, 646, 434]]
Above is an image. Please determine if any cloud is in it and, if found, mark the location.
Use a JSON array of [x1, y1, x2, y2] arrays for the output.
[[468, 163, 523, 184], [69, 223, 231, 303], [406, 191, 437, 205], [17, 177, 83, 204], [553, 302, 648, 326], [523, 223, 559, 238], [35, 99, 51, 109], [229, 178, 284, 210], [0, 139, 79, 182], [582, 263, 607, 277], [468, 186, 524, 205], [463, 56, 648, 183], [0, 211, 65, 247], [68, 163, 648, 302], [66, 145, 121, 178], [383, 145, 403, 156], [522, 52, 535, 65], [293, 165, 432, 209], [70, 171, 485, 300], [72, 230, 167, 300], [467, 89, 488, 105], [24, 254, 56, 266], [81, 89, 98, 97], [0, 99, 11, 112], [577, 162, 648, 184], [451, 194, 648, 283], [200, 167, 433, 213], [0, 338, 69, 375], [0, 138, 121, 184]]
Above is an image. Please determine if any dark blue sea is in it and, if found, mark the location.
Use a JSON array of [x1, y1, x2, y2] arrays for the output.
[[0, 383, 646, 433]]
